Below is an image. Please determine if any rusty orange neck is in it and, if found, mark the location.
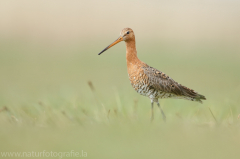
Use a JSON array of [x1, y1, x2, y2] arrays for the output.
[[125, 39, 140, 66]]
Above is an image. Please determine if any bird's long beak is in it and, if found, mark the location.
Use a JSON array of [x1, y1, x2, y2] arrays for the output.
[[98, 36, 123, 55]]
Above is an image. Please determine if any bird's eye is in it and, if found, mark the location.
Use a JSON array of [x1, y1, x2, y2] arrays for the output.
[[126, 31, 130, 34]]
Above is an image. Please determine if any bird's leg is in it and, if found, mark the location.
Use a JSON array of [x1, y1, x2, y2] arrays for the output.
[[157, 102, 166, 122], [151, 101, 154, 121]]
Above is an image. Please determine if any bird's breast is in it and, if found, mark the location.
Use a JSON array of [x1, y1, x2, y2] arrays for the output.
[[128, 65, 151, 96]]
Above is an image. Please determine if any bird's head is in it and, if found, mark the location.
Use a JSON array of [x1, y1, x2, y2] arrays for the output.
[[98, 28, 135, 55]]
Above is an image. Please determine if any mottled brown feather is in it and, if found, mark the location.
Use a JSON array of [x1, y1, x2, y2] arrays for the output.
[[141, 64, 206, 102]]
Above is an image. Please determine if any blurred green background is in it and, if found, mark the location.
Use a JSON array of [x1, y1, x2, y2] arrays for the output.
[[0, 0, 240, 158]]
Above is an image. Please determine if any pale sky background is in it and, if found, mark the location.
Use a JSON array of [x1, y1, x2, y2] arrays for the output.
[[0, 0, 239, 44]]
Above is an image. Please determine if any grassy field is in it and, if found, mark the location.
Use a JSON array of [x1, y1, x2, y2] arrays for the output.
[[0, 1, 240, 158], [0, 38, 240, 158]]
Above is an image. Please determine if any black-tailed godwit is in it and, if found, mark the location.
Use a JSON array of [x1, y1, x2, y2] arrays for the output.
[[98, 28, 206, 121]]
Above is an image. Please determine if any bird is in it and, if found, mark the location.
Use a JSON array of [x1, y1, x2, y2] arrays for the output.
[[98, 28, 206, 121]]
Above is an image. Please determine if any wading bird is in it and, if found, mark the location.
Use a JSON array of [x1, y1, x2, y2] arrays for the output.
[[98, 28, 206, 121]]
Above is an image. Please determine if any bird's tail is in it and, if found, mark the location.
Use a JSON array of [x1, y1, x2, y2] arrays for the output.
[[194, 94, 206, 103], [180, 85, 206, 103]]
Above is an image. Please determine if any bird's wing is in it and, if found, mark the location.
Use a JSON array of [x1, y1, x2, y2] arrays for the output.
[[142, 65, 203, 99]]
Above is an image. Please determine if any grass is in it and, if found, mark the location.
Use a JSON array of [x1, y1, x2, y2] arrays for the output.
[[0, 39, 240, 159]]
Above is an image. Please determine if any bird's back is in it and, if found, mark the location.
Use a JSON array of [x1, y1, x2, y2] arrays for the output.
[[128, 62, 206, 103]]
